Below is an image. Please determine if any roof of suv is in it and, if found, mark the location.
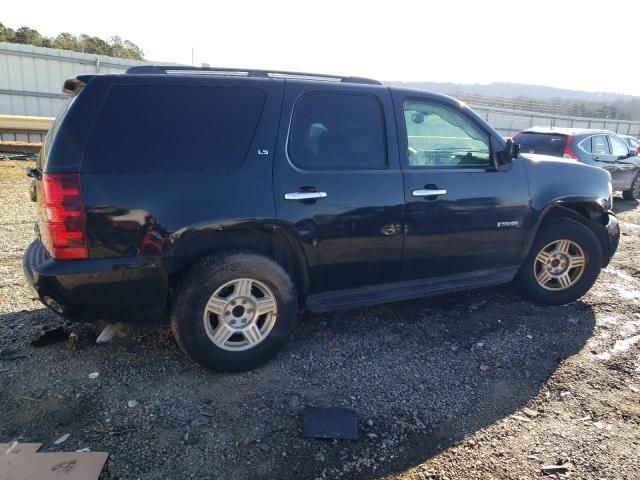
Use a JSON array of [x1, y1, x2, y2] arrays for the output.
[[125, 65, 384, 85], [68, 65, 481, 128], [120, 65, 467, 108]]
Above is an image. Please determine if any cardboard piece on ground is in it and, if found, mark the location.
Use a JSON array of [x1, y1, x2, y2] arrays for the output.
[[0, 452, 108, 480], [1, 442, 42, 454]]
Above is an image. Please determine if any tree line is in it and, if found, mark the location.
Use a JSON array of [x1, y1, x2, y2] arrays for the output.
[[0, 22, 145, 60]]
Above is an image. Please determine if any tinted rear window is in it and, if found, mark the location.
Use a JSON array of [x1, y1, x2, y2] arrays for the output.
[[38, 92, 79, 170], [515, 133, 567, 157], [84, 85, 265, 173]]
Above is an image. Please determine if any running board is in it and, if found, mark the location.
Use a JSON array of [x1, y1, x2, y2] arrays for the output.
[[305, 266, 519, 312]]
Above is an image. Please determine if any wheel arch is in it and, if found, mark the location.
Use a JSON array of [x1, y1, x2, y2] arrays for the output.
[[168, 224, 310, 301], [525, 200, 612, 267]]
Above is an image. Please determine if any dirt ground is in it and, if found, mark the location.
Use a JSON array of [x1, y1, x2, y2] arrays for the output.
[[1, 160, 639, 480]]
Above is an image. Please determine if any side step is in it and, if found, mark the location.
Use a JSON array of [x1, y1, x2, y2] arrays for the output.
[[305, 266, 518, 312]]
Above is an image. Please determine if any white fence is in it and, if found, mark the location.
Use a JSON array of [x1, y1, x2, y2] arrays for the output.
[[0, 42, 149, 117], [471, 104, 640, 138]]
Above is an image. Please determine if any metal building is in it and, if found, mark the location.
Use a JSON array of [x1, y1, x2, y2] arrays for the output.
[[0, 42, 150, 117]]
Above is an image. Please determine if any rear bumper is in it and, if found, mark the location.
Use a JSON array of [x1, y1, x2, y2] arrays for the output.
[[23, 240, 168, 323], [604, 211, 620, 266]]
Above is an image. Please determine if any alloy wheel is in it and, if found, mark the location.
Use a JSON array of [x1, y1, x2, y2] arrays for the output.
[[533, 239, 586, 291], [203, 278, 277, 351]]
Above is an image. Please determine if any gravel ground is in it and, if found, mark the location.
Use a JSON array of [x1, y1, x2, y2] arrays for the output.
[[1, 160, 639, 480]]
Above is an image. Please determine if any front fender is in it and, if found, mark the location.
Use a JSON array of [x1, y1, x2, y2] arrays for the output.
[[519, 155, 613, 261], [521, 154, 612, 212]]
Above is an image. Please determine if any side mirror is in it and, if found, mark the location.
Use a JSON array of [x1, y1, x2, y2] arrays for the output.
[[498, 138, 519, 164]]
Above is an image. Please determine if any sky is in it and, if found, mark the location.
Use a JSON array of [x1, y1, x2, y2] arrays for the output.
[[3, 0, 640, 96]]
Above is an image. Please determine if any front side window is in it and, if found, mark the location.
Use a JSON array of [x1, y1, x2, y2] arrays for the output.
[[288, 93, 387, 170], [610, 136, 629, 156], [592, 135, 610, 155], [403, 99, 491, 168]]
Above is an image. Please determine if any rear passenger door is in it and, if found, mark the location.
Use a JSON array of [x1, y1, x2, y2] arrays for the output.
[[274, 83, 404, 295]]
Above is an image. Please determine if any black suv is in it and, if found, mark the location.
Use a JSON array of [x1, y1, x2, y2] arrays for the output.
[[23, 66, 620, 371]]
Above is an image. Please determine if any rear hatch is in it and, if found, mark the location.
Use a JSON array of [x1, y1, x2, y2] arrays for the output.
[[513, 132, 569, 158]]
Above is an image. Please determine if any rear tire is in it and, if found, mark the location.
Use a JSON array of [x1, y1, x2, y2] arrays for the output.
[[171, 252, 299, 371], [515, 218, 602, 305], [622, 172, 640, 201]]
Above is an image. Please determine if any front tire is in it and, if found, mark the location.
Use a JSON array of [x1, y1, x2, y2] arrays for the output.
[[622, 172, 640, 201], [515, 218, 603, 305], [171, 253, 299, 371]]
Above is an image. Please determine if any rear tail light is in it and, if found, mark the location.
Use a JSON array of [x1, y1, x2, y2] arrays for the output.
[[562, 134, 577, 160], [636, 146, 640, 154], [512, 131, 522, 141], [41, 173, 88, 259]]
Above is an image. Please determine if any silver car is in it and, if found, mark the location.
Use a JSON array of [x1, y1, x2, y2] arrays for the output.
[[514, 127, 640, 200]]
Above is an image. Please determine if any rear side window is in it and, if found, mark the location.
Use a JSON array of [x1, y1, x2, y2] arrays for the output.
[[580, 137, 592, 153], [592, 135, 610, 155], [84, 85, 265, 172], [515, 133, 567, 157], [288, 92, 387, 170]]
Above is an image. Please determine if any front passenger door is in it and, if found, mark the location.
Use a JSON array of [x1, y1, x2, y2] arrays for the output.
[[610, 135, 637, 190], [394, 94, 530, 280]]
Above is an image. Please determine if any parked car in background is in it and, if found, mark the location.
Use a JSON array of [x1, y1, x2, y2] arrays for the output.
[[620, 134, 640, 154], [23, 68, 619, 371], [513, 127, 640, 200]]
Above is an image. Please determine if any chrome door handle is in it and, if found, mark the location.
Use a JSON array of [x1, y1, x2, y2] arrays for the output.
[[412, 188, 447, 197], [284, 191, 327, 201]]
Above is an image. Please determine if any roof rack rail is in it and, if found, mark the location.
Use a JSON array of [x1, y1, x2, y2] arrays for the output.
[[124, 66, 382, 85]]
